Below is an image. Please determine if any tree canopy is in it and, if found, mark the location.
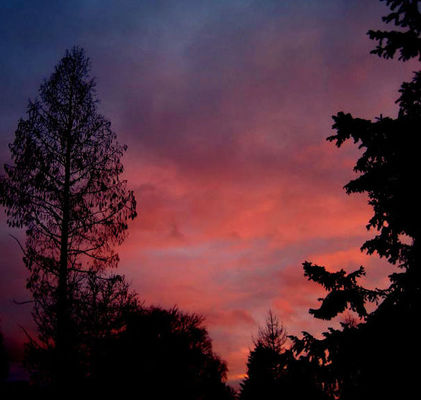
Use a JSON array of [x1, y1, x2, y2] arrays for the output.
[[87, 305, 235, 400]]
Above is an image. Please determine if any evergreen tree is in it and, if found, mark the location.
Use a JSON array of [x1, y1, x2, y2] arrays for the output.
[[254, 310, 287, 352], [240, 311, 327, 400], [0, 47, 137, 389], [240, 311, 287, 400], [291, 1, 421, 398]]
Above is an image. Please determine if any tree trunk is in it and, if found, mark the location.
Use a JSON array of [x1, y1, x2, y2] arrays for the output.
[[56, 106, 73, 389]]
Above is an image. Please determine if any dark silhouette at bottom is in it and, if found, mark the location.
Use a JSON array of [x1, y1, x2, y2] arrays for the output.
[[2, 305, 235, 399]]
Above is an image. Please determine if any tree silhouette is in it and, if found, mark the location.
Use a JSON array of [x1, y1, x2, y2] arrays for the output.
[[254, 309, 287, 352], [24, 272, 138, 389], [240, 311, 327, 400], [290, 1, 421, 398], [240, 311, 286, 400], [88, 305, 235, 400], [240, 343, 282, 400], [0, 47, 137, 389], [368, 0, 421, 61]]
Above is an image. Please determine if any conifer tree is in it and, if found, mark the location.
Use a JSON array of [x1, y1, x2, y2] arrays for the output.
[[0, 47, 137, 388], [291, 1, 421, 398]]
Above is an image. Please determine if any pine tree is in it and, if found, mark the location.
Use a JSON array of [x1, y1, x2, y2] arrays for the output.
[[240, 311, 286, 400], [290, 1, 421, 398]]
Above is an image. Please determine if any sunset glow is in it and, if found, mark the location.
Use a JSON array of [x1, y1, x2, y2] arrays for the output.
[[0, 0, 417, 386]]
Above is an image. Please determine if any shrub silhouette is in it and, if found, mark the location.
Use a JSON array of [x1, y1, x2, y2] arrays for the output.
[[87, 305, 235, 400]]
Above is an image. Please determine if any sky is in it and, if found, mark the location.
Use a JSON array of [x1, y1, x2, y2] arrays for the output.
[[0, 0, 417, 387]]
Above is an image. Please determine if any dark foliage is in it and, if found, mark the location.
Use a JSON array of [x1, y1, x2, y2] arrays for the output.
[[368, 0, 421, 60], [2, 303, 236, 400], [83, 305, 235, 400], [240, 311, 327, 400], [24, 272, 138, 388], [253, 310, 287, 352], [240, 343, 284, 400], [240, 311, 286, 400], [0, 47, 136, 388], [290, 1, 421, 398], [303, 262, 383, 320]]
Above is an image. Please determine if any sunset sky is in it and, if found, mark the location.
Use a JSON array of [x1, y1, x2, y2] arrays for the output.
[[0, 0, 417, 386]]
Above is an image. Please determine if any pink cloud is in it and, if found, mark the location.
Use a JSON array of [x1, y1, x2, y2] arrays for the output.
[[1, 0, 416, 389]]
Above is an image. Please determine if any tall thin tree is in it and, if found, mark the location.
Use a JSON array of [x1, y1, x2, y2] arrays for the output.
[[0, 47, 137, 388]]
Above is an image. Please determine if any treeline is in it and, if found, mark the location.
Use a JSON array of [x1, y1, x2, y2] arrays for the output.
[[1, 304, 235, 399], [1, 0, 421, 399]]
